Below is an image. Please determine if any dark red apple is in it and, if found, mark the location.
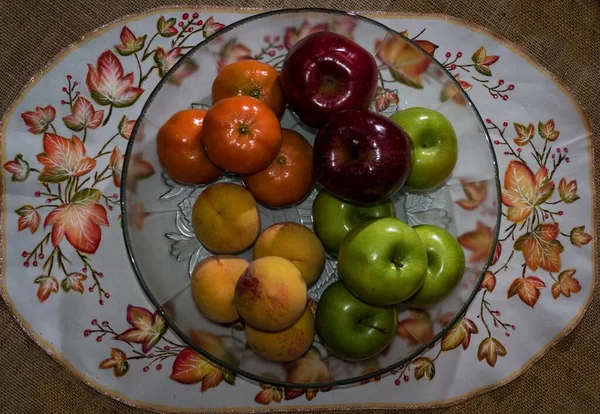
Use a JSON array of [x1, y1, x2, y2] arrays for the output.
[[313, 109, 412, 204], [281, 31, 378, 129]]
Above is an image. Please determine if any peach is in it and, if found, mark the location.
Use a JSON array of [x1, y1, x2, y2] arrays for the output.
[[235, 256, 307, 331], [246, 306, 314, 362], [190, 255, 249, 324], [253, 222, 325, 286], [191, 182, 260, 254]]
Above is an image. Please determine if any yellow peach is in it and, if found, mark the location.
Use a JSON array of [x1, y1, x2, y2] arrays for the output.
[[253, 222, 326, 286], [235, 256, 307, 331], [192, 182, 260, 254], [246, 307, 314, 362], [191, 255, 249, 323]]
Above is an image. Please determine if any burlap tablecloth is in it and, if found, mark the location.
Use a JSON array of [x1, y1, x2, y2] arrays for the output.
[[1, 1, 598, 413]]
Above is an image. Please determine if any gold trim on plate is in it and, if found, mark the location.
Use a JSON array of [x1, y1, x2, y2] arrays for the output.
[[0, 5, 596, 413]]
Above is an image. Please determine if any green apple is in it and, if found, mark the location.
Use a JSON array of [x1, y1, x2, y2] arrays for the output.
[[389, 107, 458, 191], [315, 281, 397, 361], [338, 217, 428, 306], [312, 190, 396, 254], [406, 224, 466, 307]]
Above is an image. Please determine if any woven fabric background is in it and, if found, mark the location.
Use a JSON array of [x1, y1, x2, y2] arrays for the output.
[[0, 1, 598, 413]]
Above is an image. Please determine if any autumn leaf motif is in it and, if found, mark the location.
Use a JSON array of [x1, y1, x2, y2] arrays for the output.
[[360, 359, 381, 384], [217, 39, 252, 70], [397, 309, 434, 345], [60, 272, 87, 293], [44, 188, 109, 254], [115, 305, 167, 353], [538, 119, 560, 141], [254, 383, 283, 405], [168, 57, 199, 87], [4, 154, 30, 182], [558, 178, 580, 203], [471, 46, 499, 76], [115, 26, 146, 56], [570, 226, 592, 247], [126, 153, 155, 192], [34, 275, 59, 303], [284, 20, 330, 50], [110, 146, 123, 187], [374, 87, 399, 112], [331, 15, 358, 39], [412, 357, 435, 380], [37, 133, 96, 183], [501, 160, 555, 222], [436, 312, 455, 328], [507, 276, 546, 308], [99, 348, 129, 378], [477, 337, 506, 367], [157, 16, 178, 37], [21, 105, 56, 134], [63, 97, 104, 131], [441, 317, 479, 351], [440, 73, 473, 105], [154, 47, 182, 78], [481, 271, 496, 293], [202, 16, 225, 38], [284, 348, 333, 401], [15, 205, 41, 234], [492, 242, 502, 265], [118, 115, 136, 140], [513, 122, 535, 146], [457, 220, 495, 263], [170, 346, 234, 392], [376, 30, 438, 89], [514, 223, 564, 272], [456, 179, 487, 210], [551, 269, 581, 299], [86, 50, 144, 112]]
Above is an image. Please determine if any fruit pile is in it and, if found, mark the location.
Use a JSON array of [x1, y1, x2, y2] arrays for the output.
[[155, 31, 466, 365]]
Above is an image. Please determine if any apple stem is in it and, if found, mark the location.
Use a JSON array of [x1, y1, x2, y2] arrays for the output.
[[392, 257, 404, 268], [359, 319, 387, 334]]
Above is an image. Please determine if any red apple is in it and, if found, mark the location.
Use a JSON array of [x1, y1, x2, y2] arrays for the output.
[[313, 109, 412, 204], [281, 31, 378, 129]]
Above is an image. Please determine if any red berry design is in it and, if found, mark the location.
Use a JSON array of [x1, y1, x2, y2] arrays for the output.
[[502, 95, 509, 101], [102, 321, 109, 327], [105, 292, 110, 299], [505, 332, 510, 337], [557, 148, 561, 153], [178, 21, 184, 27], [32, 261, 38, 267], [558, 211, 564, 216], [73, 81, 78, 87], [24, 262, 29, 267], [98, 272, 104, 278], [563, 147, 568, 153], [264, 35, 270, 43], [496, 311, 501, 316], [445, 52, 451, 58], [143, 366, 150, 373], [503, 122, 508, 127], [492, 94, 498, 99], [395, 378, 401, 386], [182, 13, 189, 19], [197, 20, 203, 26], [62, 87, 67, 92], [512, 325, 516, 330], [188, 27, 193, 32], [34, 191, 41, 197], [156, 364, 163, 371], [274, 36, 281, 42], [83, 267, 87, 273], [60, 100, 66, 105], [84, 330, 91, 337], [403, 375, 409, 382], [517, 148, 522, 153], [96, 336, 102, 342], [494, 140, 499, 145], [66, 75, 72, 80], [108, 206, 114, 211], [39, 254, 44, 259], [91, 319, 97, 325], [112, 193, 118, 198], [493, 321, 498, 327], [46, 198, 52, 204], [552, 154, 556, 159], [456, 51, 462, 57], [268, 50, 275, 57], [148, 353, 154, 358], [192, 12, 199, 18], [99, 300, 104, 306], [21, 251, 28, 257], [88, 287, 93, 292], [566, 157, 570, 163], [485, 118, 491, 123], [508, 84, 515, 90], [450, 64, 456, 70], [503, 151, 509, 156], [164, 346, 171, 351]]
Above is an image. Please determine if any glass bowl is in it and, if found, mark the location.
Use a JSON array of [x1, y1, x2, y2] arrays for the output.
[[121, 8, 501, 389]]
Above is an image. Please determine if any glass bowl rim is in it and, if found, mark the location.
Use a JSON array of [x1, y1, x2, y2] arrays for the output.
[[120, 6, 502, 389]]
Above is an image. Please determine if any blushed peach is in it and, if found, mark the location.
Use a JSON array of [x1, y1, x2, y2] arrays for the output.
[[235, 256, 307, 331], [190, 255, 249, 324], [253, 222, 325, 286]]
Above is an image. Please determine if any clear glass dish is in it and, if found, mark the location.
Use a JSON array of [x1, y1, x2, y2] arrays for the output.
[[121, 8, 501, 389]]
